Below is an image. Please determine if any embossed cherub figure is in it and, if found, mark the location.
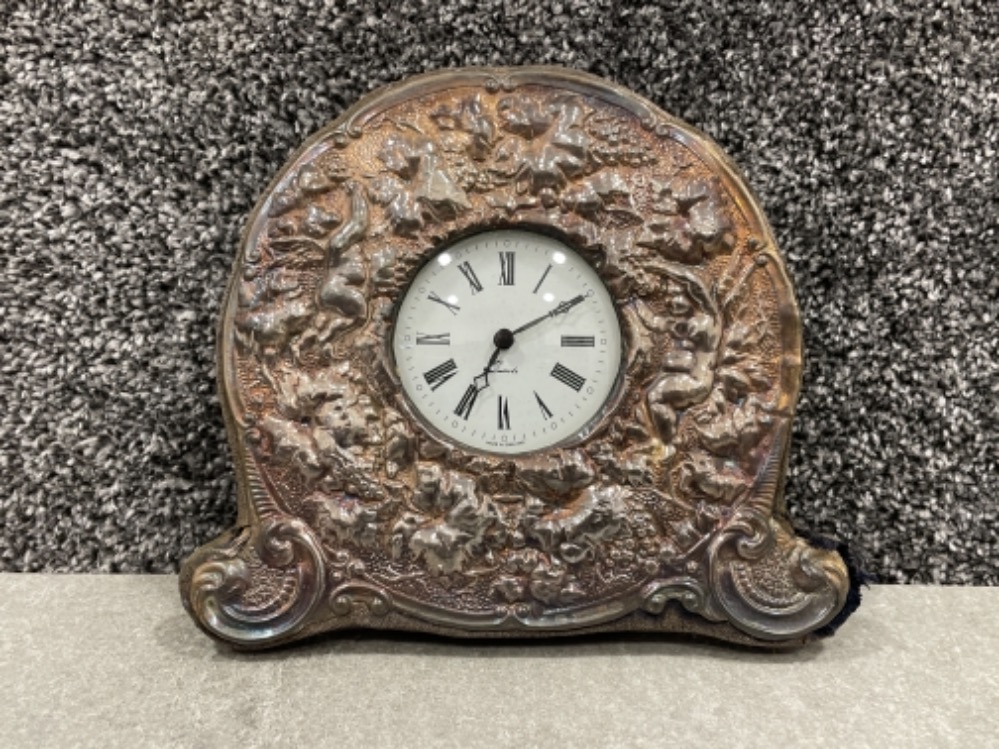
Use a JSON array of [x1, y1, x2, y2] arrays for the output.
[[370, 131, 471, 234], [638, 176, 732, 264], [634, 267, 721, 444], [493, 93, 591, 198], [234, 266, 316, 363]]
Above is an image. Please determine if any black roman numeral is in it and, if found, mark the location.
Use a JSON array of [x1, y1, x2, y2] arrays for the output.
[[428, 291, 460, 315], [561, 335, 595, 347], [533, 264, 552, 294], [534, 391, 554, 420], [424, 359, 458, 390], [551, 362, 586, 392], [455, 384, 478, 420], [416, 332, 451, 346], [499, 252, 515, 286], [458, 261, 483, 294], [497, 396, 511, 429]]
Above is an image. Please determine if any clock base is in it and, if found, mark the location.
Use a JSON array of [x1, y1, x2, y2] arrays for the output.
[[180, 492, 859, 650]]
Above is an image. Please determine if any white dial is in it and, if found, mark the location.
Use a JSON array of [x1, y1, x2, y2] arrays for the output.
[[392, 230, 623, 455]]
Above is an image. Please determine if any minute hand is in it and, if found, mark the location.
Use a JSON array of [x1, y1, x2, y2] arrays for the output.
[[511, 295, 586, 335]]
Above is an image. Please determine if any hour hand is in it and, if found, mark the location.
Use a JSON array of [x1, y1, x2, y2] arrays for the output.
[[455, 346, 501, 420]]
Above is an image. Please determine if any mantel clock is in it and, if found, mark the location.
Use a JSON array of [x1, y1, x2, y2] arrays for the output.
[[180, 67, 856, 649]]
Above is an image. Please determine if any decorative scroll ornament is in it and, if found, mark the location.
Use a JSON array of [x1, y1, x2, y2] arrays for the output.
[[180, 67, 856, 649]]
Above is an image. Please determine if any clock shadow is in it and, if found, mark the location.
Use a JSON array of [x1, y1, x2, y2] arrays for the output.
[[181, 626, 833, 666]]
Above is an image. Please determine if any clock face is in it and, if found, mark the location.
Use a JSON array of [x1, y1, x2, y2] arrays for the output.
[[392, 230, 623, 455]]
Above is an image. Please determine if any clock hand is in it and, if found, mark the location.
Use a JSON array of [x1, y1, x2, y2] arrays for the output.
[[510, 294, 586, 336], [480, 345, 502, 383], [454, 345, 503, 420]]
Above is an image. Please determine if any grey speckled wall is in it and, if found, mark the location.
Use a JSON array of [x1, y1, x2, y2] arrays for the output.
[[1, 0, 996, 581]]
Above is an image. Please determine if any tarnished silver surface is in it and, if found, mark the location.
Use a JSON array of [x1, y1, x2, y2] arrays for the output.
[[180, 66, 850, 649]]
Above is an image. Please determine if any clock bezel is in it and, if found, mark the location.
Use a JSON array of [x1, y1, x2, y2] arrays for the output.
[[385, 224, 631, 459]]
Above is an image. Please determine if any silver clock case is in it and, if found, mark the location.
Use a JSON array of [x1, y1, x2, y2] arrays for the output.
[[180, 66, 852, 649]]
